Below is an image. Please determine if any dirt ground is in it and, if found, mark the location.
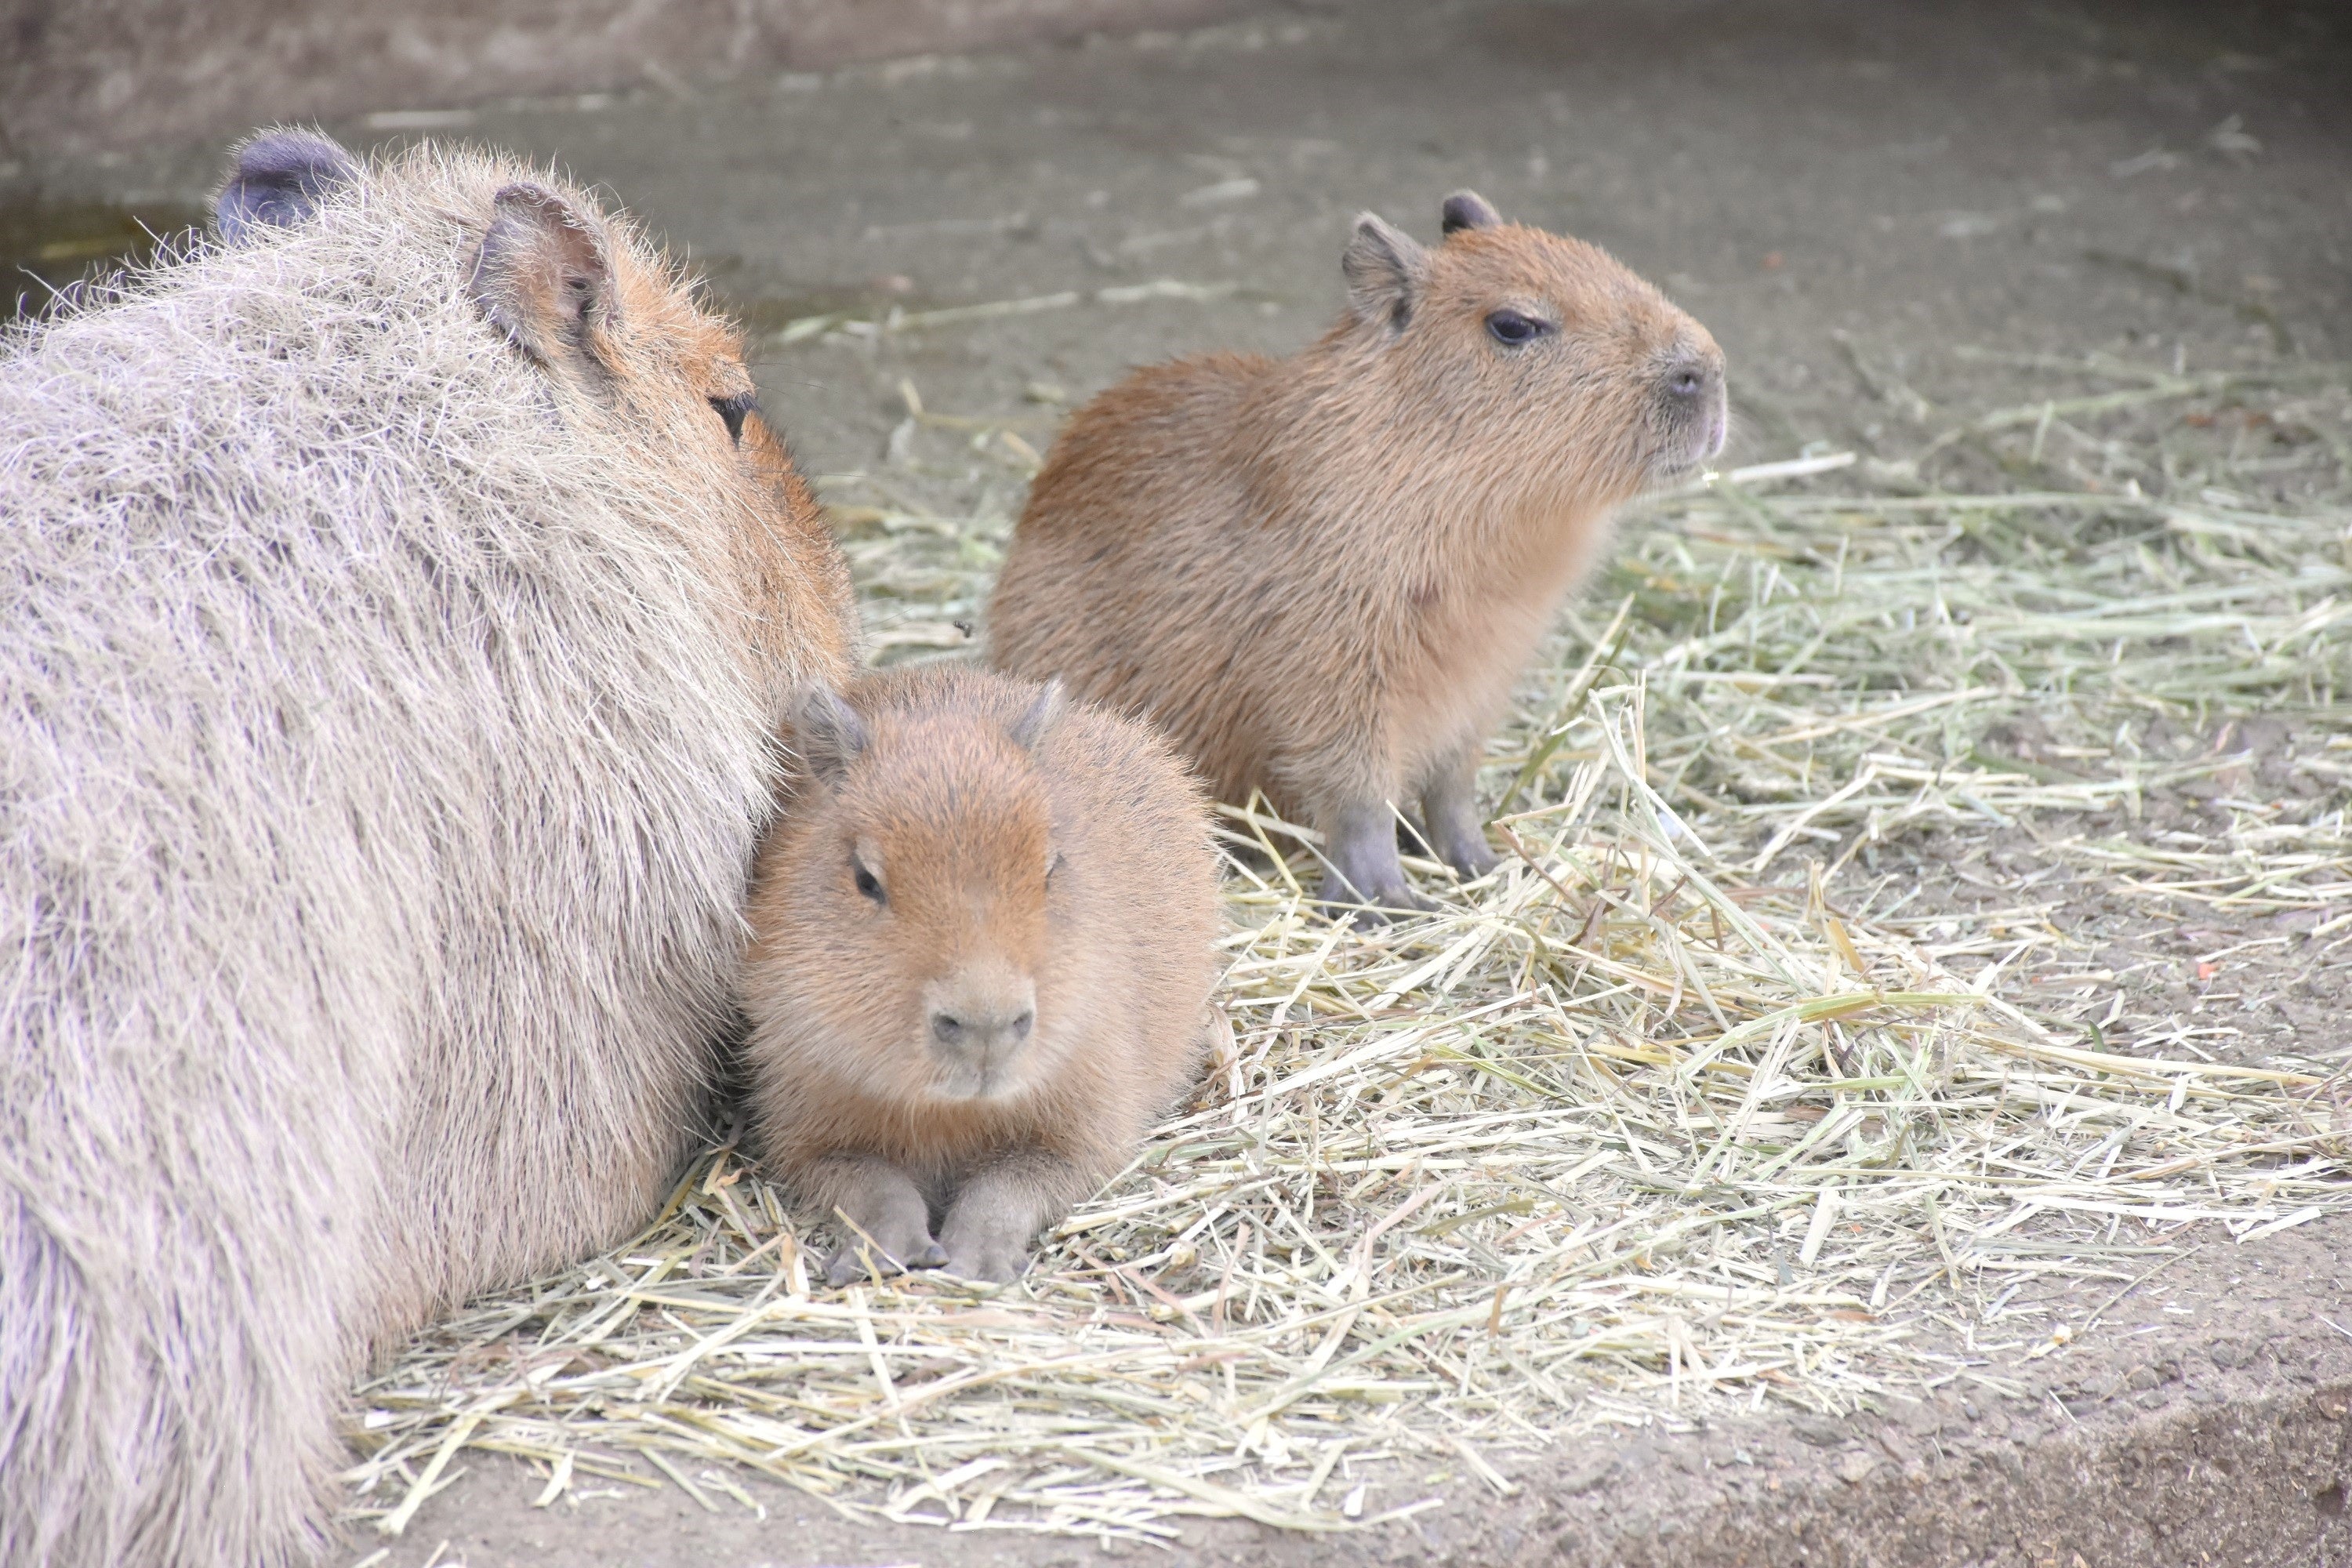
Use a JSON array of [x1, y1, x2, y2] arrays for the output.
[[11, 1, 2350, 1563]]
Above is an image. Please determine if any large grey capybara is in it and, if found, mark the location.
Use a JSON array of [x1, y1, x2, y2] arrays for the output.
[[0, 130, 858, 1567]]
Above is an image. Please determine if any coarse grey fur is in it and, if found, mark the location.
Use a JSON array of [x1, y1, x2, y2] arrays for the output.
[[0, 133, 851, 1566]]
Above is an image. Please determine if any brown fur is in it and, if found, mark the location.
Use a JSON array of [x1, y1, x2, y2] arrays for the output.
[[986, 192, 1726, 916], [739, 665, 1221, 1283], [463, 172, 856, 708]]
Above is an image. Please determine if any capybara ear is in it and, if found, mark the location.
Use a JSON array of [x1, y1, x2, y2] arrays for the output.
[[1341, 212, 1427, 332], [1006, 678, 1064, 754], [470, 183, 619, 375], [214, 129, 358, 244], [1439, 191, 1502, 235], [793, 685, 869, 788]]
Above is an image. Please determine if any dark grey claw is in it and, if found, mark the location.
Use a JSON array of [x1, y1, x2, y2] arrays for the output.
[[938, 1239, 1030, 1284], [1318, 873, 1436, 928], [1320, 799, 1430, 924], [825, 1236, 948, 1287], [1419, 759, 1500, 881]]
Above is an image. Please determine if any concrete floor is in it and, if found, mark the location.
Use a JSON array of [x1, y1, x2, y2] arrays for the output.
[[14, 1, 2350, 1563], [23, 0, 2350, 498]]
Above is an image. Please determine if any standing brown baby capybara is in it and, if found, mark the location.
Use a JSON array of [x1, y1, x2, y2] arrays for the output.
[[739, 666, 1221, 1284], [988, 191, 1726, 918], [1, 130, 853, 1568]]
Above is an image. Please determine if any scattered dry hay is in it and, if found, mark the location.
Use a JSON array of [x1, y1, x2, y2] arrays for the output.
[[345, 360, 2352, 1544]]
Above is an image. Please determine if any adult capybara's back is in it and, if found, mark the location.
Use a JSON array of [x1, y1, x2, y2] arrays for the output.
[[0, 131, 855, 1567]]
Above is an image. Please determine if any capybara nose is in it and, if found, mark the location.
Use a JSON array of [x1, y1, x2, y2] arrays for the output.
[[931, 1006, 1033, 1051], [926, 967, 1039, 1071], [1663, 352, 1730, 459], [1663, 353, 1723, 409]]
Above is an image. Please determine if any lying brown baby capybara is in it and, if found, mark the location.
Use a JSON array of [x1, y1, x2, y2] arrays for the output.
[[739, 666, 1221, 1284], [0, 130, 854, 1567], [988, 191, 1726, 918]]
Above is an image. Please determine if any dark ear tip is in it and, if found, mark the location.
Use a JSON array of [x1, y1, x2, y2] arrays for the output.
[[231, 127, 358, 180], [216, 128, 359, 241], [482, 182, 612, 258], [1439, 190, 1502, 235], [472, 178, 619, 359], [486, 183, 594, 239], [1007, 676, 1065, 752], [1347, 211, 1425, 260], [798, 682, 859, 728], [793, 683, 869, 782]]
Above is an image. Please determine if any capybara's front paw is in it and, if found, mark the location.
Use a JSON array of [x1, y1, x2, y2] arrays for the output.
[[939, 1238, 1031, 1284], [938, 1174, 1054, 1283], [1320, 874, 1435, 927], [825, 1234, 947, 1287]]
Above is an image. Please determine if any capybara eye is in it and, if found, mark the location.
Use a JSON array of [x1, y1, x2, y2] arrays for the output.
[[709, 391, 757, 445], [1484, 309, 1549, 347], [852, 860, 885, 903], [1045, 851, 1065, 884]]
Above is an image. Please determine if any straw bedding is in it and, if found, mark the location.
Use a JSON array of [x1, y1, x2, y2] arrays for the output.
[[344, 352, 2352, 1543]]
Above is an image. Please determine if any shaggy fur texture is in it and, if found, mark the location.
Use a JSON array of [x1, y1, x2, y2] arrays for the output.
[[739, 666, 1221, 1285], [0, 133, 853, 1567], [986, 192, 1726, 916]]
